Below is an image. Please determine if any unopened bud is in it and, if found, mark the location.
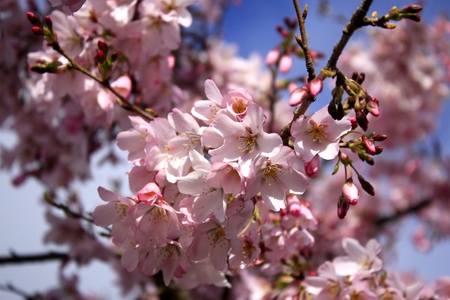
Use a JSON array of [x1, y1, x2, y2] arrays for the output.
[[357, 175, 375, 196], [289, 86, 308, 106], [26, 12, 42, 27], [349, 116, 358, 130], [304, 155, 320, 178], [31, 26, 44, 36], [97, 39, 108, 53], [342, 178, 359, 206], [309, 77, 323, 96], [337, 195, 350, 219], [402, 4, 423, 13], [111, 52, 118, 62], [366, 96, 380, 117], [372, 134, 388, 142], [365, 156, 374, 166], [362, 135, 376, 155], [44, 16, 53, 31], [266, 48, 280, 66], [96, 50, 106, 64], [356, 111, 369, 131], [375, 146, 383, 155]]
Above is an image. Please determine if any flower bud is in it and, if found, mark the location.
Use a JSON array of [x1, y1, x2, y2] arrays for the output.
[[31, 26, 44, 36], [266, 49, 280, 65], [44, 16, 53, 31], [98, 39, 108, 51], [342, 179, 360, 206], [357, 175, 375, 196], [366, 96, 380, 117], [26, 12, 42, 27], [349, 116, 358, 130], [372, 134, 388, 142], [356, 111, 369, 131], [304, 155, 320, 178], [362, 135, 376, 155], [309, 77, 323, 96], [337, 195, 350, 219], [375, 146, 383, 155], [279, 55, 293, 74], [96, 49, 106, 64], [289, 86, 308, 106]]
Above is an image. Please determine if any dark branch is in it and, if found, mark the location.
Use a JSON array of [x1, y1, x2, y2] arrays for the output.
[[325, 0, 374, 70], [375, 198, 432, 227], [0, 251, 69, 265]]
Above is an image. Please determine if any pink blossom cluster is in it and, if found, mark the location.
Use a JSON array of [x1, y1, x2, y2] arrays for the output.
[[92, 78, 353, 286]]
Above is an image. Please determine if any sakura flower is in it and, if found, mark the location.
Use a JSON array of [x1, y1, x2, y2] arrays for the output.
[[48, 0, 86, 14], [208, 103, 282, 177], [229, 227, 261, 271], [222, 87, 254, 118], [140, 240, 190, 286], [303, 261, 344, 299], [246, 146, 309, 211], [158, 0, 196, 27], [382, 272, 423, 300], [291, 105, 351, 162], [117, 115, 153, 166], [92, 186, 136, 245], [177, 151, 228, 222], [333, 237, 382, 277], [191, 79, 224, 124]]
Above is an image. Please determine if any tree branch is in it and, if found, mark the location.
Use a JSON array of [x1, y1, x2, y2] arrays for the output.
[[325, 0, 374, 70], [0, 251, 69, 265], [375, 198, 432, 227]]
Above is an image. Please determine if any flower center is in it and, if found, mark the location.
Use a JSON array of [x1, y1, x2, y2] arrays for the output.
[[307, 120, 328, 142], [237, 131, 257, 154], [232, 98, 247, 114], [262, 162, 281, 186]]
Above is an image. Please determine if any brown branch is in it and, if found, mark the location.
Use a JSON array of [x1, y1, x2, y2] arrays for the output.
[[325, 0, 374, 70], [0, 251, 69, 265], [292, 1, 316, 82], [375, 198, 432, 227]]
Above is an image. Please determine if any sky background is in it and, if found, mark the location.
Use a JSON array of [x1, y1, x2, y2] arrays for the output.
[[1, 0, 450, 299]]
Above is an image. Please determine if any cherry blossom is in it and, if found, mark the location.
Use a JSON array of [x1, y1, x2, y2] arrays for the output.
[[291, 105, 352, 162]]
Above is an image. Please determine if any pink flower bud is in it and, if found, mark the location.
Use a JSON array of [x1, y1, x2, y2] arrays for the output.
[[366, 96, 380, 117], [287, 195, 302, 217], [362, 135, 376, 155], [265, 49, 280, 65], [279, 54, 293, 74], [304, 155, 320, 178], [342, 179, 360, 205], [289, 86, 307, 106], [349, 116, 358, 130], [309, 78, 323, 96]]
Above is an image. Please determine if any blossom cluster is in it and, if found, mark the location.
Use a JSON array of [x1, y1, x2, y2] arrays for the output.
[[92, 78, 352, 286]]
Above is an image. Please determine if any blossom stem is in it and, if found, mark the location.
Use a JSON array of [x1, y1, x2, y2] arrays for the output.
[[54, 47, 155, 121]]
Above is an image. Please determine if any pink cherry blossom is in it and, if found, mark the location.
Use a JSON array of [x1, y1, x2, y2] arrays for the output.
[[291, 105, 351, 162]]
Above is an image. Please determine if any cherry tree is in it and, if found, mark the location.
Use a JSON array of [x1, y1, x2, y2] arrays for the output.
[[1, 0, 450, 299]]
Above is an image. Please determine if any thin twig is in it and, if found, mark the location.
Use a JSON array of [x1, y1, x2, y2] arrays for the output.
[[325, 0, 374, 70], [55, 47, 155, 121], [292, 1, 316, 81]]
